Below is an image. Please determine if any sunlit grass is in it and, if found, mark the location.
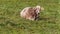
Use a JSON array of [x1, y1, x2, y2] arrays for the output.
[[0, 0, 59, 34]]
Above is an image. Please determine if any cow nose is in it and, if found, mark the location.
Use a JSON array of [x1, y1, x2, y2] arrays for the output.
[[38, 13, 40, 14]]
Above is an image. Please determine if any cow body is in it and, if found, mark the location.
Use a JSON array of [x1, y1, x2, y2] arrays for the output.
[[20, 6, 44, 21]]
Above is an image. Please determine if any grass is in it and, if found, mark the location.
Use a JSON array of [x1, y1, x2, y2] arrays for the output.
[[0, 0, 60, 34]]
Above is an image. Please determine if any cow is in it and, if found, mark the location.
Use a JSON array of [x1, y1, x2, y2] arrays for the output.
[[20, 5, 44, 21]]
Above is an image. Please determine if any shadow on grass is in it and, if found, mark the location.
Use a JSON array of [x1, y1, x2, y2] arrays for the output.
[[39, 17, 49, 20], [38, 17, 56, 24], [36, 17, 49, 21]]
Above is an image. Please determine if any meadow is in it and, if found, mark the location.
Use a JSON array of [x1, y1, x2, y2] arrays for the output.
[[0, 0, 60, 34]]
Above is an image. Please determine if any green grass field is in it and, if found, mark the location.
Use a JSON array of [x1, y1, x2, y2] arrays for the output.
[[0, 0, 60, 34]]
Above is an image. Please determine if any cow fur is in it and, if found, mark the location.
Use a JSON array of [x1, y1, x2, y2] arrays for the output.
[[20, 5, 44, 21]]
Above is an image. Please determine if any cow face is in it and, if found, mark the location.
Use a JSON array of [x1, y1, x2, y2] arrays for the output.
[[34, 5, 44, 15]]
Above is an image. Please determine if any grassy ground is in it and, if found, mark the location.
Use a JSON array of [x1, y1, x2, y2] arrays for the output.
[[0, 0, 59, 34]]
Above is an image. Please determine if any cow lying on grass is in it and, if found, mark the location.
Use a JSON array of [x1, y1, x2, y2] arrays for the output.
[[20, 5, 44, 21]]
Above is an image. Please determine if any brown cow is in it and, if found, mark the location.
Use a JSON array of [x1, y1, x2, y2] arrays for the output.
[[20, 5, 44, 21]]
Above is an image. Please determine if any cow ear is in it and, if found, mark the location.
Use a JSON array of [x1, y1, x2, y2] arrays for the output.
[[34, 9, 37, 12], [33, 8, 37, 12], [41, 7, 44, 10]]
